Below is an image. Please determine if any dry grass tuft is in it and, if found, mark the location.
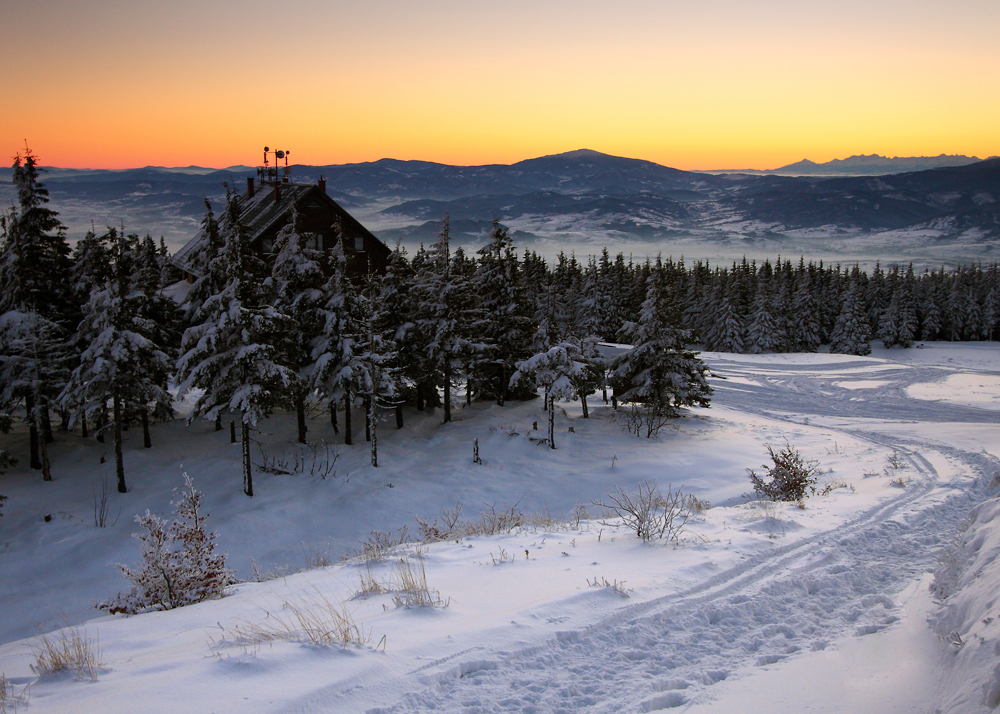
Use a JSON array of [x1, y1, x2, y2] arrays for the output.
[[30, 628, 102, 681], [390, 550, 450, 609], [219, 590, 370, 650], [0, 673, 31, 713]]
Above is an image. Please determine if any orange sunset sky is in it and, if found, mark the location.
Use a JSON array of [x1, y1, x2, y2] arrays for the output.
[[3, 0, 998, 171]]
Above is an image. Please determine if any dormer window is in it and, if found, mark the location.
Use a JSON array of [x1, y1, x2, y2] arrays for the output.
[[354, 235, 365, 252]]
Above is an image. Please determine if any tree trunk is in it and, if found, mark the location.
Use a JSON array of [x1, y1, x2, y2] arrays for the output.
[[26, 393, 41, 470], [215, 412, 222, 432], [466, 378, 472, 406], [343, 392, 353, 445], [548, 393, 556, 449], [81, 413, 89, 438], [443, 367, 452, 424], [241, 415, 253, 497], [370, 400, 378, 467], [602, 386, 608, 404], [364, 397, 371, 441], [330, 400, 339, 434], [395, 404, 403, 429], [581, 391, 589, 419], [295, 391, 307, 444], [416, 387, 425, 412], [113, 391, 126, 493], [97, 405, 107, 443], [60, 409, 69, 431], [141, 409, 151, 448], [38, 418, 52, 482], [230, 420, 236, 444], [41, 403, 53, 443]]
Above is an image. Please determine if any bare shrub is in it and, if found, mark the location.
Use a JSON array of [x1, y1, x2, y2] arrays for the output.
[[92, 475, 120, 528], [0, 672, 30, 712], [587, 576, 629, 598], [571, 501, 590, 528], [219, 591, 369, 650], [747, 442, 820, 502], [30, 628, 102, 681], [390, 550, 449, 608], [683, 494, 711, 514], [98, 473, 232, 615], [477, 497, 526, 535], [303, 539, 337, 569], [616, 404, 671, 438], [256, 441, 340, 479], [592, 481, 691, 543], [415, 501, 465, 542]]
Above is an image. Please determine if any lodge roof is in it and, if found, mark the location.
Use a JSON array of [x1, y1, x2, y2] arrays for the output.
[[170, 180, 382, 279]]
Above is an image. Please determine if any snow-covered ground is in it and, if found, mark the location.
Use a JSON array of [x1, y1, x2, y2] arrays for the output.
[[1, 343, 998, 712]]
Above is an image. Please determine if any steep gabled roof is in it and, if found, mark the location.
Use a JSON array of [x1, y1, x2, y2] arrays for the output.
[[171, 182, 380, 278]]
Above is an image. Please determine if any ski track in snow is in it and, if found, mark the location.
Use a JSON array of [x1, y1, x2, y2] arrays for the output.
[[294, 357, 1000, 714]]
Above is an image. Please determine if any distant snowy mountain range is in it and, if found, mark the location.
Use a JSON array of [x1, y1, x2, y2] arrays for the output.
[[1, 149, 998, 265], [717, 154, 990, 176]]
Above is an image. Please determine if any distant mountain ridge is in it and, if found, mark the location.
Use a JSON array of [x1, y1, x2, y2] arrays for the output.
[[721, 154, 987, 176], [1, 150, 998, 264]]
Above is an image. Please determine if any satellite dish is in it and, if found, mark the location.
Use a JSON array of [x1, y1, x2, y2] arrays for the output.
[[276, 150, 285, 159]]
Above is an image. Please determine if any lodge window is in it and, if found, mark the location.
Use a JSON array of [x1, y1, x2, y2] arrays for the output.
[[354, 235, 365, 252]]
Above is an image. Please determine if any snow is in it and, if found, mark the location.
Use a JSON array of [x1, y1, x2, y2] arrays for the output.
[[1, 343, 999, 712]]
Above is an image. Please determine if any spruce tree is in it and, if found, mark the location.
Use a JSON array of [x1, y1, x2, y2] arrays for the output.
[[267, 207, 326, 443], [829, 280, 871, 355], [177, 191, 295, 496], [471, 220, 532, 405], [0, 149, 75, 472], [609, 261, 712, 428]]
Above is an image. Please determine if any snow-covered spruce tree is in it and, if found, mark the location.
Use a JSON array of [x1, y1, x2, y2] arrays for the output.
[[377, 242, 417, 428], [353, 277, 401, 467], [177, 191, 295, 497], [412, 217, 480, 424], [181, 199, 226, 324], [266, 206, 326, 443], [0, 150, 76, 470], [788, 269, 823, 352], [702, 278, 745, 353], [609, 260, 712, 435], [471, 220, 533, 405], [511, 341, 595, 449], [745, 283, 785, 354], [0, 309, 68, 481], [60, 229, 172, 492], [99, 473, 232, 615], [829, 279, 871, 355], [311, 241, 363, 446]]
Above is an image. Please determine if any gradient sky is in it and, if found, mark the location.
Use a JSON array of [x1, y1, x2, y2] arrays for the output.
[[3, 0, 998, 170]]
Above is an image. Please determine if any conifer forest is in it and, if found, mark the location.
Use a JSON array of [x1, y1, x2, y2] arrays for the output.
[[2, 151, 999, 496]]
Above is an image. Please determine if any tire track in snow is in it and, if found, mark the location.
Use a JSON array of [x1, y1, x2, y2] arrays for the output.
[[358, 444, 982, 714], [350, 360, 994, 713]]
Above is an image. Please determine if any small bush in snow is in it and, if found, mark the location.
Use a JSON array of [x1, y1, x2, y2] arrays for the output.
[[747, 442, 820, 502], [99, 473, 232, 615], [30, 627, 102, 681], [615, 404, 672, 439], [593, 481, 691, 543]]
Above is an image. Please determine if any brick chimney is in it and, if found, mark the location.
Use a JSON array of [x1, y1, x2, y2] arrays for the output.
[[318, 176, 326, 193], [247, 177, 255, 197]]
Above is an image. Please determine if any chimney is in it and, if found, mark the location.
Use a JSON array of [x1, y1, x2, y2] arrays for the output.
[[247, 177, 255, 197], [318, 176, 326, 193], [274, 183, 281, 201]]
